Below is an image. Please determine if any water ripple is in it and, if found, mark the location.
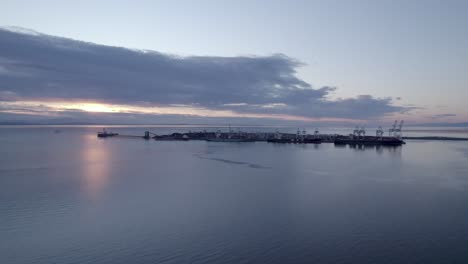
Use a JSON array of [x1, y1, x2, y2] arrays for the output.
[[193, 154, 270, 169]]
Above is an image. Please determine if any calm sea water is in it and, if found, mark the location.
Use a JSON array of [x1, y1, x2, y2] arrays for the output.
[[1, 126, 468, 264]]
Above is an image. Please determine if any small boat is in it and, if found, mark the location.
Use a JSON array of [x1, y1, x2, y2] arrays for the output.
[[97, 129, 118, 138]]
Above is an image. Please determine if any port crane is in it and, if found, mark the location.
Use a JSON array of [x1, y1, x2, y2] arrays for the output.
[[143, 131, 159, 139], [388, 120, 404, 138], [389, 120, 397, 136], [296, 128, 307, 142], [352, 126, 366, 139], [394, 120, 404, 139], [376, 126, 384, 139], [274, 130, 282, 140], [353, 126, 360, 138], [359, 126, 366, 137]]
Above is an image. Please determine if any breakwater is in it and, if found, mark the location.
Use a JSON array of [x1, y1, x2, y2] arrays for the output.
[[97, 129, 407, 146]]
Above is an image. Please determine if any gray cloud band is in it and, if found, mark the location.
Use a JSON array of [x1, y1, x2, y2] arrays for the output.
[[0, 28, 408, 120]]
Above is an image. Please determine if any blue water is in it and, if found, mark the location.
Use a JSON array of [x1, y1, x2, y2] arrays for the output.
[[1, 126, 468, 264]]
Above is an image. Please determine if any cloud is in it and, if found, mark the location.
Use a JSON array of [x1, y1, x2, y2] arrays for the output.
[[428, 113, 457, 120], [0, 27, 408, 122], [0, 91, 19, 101]]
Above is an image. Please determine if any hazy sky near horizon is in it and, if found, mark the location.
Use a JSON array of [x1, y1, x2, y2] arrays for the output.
[[0, 0, 467, 124]]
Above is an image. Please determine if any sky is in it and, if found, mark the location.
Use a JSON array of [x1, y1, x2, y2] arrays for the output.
[[0, 0, 467, 125]]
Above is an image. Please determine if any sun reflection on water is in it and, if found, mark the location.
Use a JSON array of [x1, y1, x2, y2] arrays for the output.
[[81, 134, 111, 199]]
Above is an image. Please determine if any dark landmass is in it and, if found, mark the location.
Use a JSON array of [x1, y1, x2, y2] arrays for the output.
[[404, 136, 468, 141]]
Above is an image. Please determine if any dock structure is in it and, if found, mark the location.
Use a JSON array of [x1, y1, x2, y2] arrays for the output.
[[266, 128, 322, 144], [96, 123, 411, 146], [333, 123, 406, 146]]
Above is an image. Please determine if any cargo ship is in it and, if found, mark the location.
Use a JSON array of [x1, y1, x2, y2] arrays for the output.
[[333, 136, 405, 146]]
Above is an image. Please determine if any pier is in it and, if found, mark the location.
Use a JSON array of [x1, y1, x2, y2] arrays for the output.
[[97, 121, 415, 146]]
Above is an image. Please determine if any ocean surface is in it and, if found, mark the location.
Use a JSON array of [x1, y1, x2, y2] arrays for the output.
[[1, 126, 468, 264]]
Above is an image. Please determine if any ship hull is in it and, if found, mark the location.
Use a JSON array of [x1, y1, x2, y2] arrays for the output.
[[334, 137, 405, 146]]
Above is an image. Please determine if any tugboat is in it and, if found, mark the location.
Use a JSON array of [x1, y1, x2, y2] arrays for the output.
[[97, 128, 118, 138]]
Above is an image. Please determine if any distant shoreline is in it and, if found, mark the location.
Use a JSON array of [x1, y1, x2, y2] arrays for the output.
[[403, 136, 468, 141]]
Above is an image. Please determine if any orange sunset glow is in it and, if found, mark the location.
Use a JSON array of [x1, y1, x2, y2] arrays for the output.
[[0, 100, 367, 123]]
